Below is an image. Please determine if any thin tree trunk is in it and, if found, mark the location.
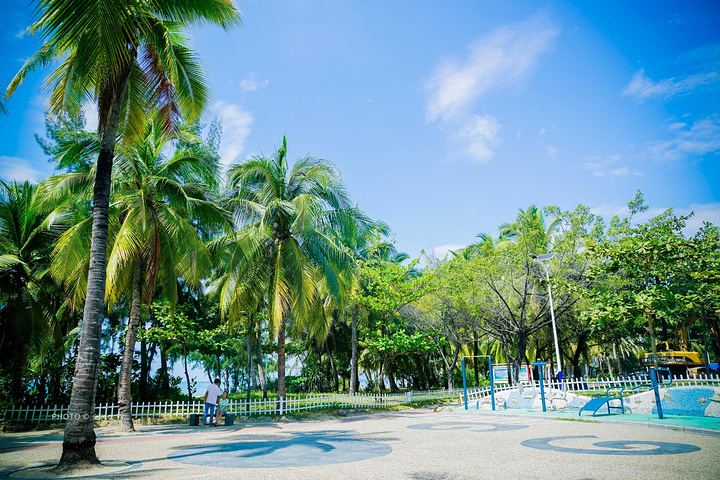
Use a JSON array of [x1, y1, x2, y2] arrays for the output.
[[378, 355, 387, 393], [159, 344, 169, 392], [277, 317, 286, 410], [473, 336, 479, 387], [118, 261, 142, 432], [326, 341, 339, 392], [183, 347, 192, 401], [248, 317, 256, 390], [647, 311, 660, 369], [246, 331, 252, 411], [255, 327, 267, 400], [349, 305, 358, 394], [138, 336, 147, 401], [59, 73, 127, 468]]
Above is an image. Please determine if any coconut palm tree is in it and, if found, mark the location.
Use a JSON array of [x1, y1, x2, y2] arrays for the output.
[[50, 117, 228, 431], [7, 1, 240, 466], [0, 181, 66, 401], [213, 137, 357, 402]]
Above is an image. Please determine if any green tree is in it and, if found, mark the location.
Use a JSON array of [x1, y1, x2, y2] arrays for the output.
[[6, 0, 240, 466], [213, 137, 356, 402], [587, 202, 694, 370], [50, 116, 227, 431], [0, 181, 67, 403]]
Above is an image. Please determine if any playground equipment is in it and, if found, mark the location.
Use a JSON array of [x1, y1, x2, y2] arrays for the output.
[[462, 356, 494, 411], [578, 386, 625, 417], [577, 367, 674, 419], [650, 367, 673, 419], [531, 361, 548, 412]]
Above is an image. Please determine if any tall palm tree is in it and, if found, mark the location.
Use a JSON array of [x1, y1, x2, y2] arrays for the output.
[[213, 137, 356, 402], [6, 0, 240, 467], [51, 117, 228, 431]]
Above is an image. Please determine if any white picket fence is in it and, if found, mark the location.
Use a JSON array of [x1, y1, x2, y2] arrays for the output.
[[548, 373, 720, 395], [3, 389, 463, 424], [463, 373, 720, 405]]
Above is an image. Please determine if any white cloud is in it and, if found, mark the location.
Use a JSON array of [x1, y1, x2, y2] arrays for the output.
[[0, 156, 44, 183], [538, 128, 546, 135], [454, 115, 501, 163], [644, 115, 720, 162], [667, 122, 687, 131], [212, 101, 254, 167], [546, 144, 558, 158], [424, 14, 560, 123], [623, 68, 718, 102], [239, 73, 269, 93], [424, 13, 559, 164], [582, 154, 643, 177]]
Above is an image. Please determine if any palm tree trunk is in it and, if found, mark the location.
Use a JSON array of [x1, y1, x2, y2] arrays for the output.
[[255, 327, 267, 399], [277, 317, 286, 410], [59, 74, 127, 468], [246, 331, 252, 411], [138, 336, 148, 401], [247, 316, 256, 390], [349, 305, 358, 394], [326, 341, 339, 392], [118, 261, 142, 432]]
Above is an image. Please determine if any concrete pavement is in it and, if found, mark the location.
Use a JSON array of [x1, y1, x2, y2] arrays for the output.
[[1, 407, 719, 479]]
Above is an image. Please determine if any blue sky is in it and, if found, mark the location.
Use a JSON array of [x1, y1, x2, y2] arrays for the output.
[[1, 0, 719, 260]]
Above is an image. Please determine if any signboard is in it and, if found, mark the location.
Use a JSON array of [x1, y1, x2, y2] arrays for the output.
[[492, 364, 532, 383]]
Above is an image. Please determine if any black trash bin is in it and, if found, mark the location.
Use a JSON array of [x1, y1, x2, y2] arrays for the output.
[[224, 413, 235, 426], [189, 413, 200, 426]]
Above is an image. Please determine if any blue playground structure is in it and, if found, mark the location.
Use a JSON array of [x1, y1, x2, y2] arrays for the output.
[[578, 367, 673, 418], [578, 386, 625, 417]]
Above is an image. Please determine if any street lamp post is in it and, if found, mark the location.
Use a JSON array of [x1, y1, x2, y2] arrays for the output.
[[533, 253, 562, 386]]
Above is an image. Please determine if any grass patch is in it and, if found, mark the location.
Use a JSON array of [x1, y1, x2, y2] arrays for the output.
[[553, 417, 601, 424]]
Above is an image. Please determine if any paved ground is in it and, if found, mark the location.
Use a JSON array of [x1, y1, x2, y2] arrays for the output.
[[1, 407, 719, 479]]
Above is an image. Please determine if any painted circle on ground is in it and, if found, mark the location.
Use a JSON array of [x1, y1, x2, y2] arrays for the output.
[[4, 461, 141, 479], [167, 430, 392, 468], [521, 435, 701, 455], [408, 421, 529, 432]]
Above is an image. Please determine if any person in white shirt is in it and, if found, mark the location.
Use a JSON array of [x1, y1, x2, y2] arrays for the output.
[[203, 378, 222, 426]]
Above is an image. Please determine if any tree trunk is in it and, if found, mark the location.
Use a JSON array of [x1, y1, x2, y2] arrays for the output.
[[646, 311, 660, 369], [388, 364, 398, 393], [349, 305, 359, 394], [473, 336, 479, 387], [377, 356, 387, 394], [138, 336, 147, 401], [326, 341, 339, 392], [118, 260, 142, 432], [159, 344, 169, 392], [59, 71, 128, 468], [183, 348, 193, 401], [248, 317, 256, 390], [246, 331, 252, 410], [277, 317, 286, 410], [255, 327, 267, 399], [613, 342, 623, 376]]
